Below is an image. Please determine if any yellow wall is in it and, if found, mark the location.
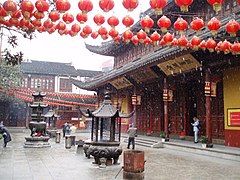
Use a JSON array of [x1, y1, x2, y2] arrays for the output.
[[224, 67, 240, 130]]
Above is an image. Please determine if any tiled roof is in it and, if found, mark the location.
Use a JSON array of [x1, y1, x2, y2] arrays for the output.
[[21, 60, 104, 78], [76, 69, 103, 77], [21, 60, 78, 76]]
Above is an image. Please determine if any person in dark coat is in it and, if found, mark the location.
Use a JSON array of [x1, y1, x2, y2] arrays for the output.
[[0, 125, 12, 147]]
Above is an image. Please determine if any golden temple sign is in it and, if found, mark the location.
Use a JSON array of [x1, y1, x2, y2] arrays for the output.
[[131, 68, 158, 83], [157, 54, 201, 76], [110, 77, 133, 89]]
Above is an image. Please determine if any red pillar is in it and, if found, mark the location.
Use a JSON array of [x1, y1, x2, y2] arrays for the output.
[[205, 69, 212, 144], [163, 78, 169, 140], [133, 87, 137, 128], [183, 96, 187, 135]]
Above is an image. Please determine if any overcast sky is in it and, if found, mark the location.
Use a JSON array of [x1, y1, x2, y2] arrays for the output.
[[1, 0, 150, 71]]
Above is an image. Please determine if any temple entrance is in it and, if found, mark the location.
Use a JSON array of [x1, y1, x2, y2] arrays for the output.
[[186, 81, 198, 136]]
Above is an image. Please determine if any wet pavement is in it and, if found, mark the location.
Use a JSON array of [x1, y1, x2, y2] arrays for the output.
[[0, 129, 240, 180]]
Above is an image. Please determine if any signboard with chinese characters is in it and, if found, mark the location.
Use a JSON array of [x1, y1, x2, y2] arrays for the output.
[[157, 54, 201, 76], [110, 77, 133, 89], [131, 68, 158, 83], [227, 109, 240, 126]]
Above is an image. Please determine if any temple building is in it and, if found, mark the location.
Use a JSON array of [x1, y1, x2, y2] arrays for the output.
[[72, 0, 240, 148]]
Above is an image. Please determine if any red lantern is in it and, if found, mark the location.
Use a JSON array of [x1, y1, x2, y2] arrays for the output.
[[199, 40, 206, 51], [71, 24, 81, 35], [9, 17, 19, 27], [3, 0, 17, 15], [171, 38, 178, 47], [32, 19, 42, 29], [33, 10, 45, 20], [82, 25, 92, 35], [0, 6, 8, 19], [109, 28, 119, 38], [101, 34, 109, 40], [175, 0, 193, 12], [207, 17, 221, 36], [231, 42, 240, 55], [157, 15, 171, 33], [114, 35, 121, 43], [56, 21, 66, 31], [62, 12, 74, 24], [43, 19, 54, 30], [206, 38, 217, 53], [140, 16, 154, 33], [35, 0, 50, 12], [215, 41, 222, 54], [107, 16, 119, 28], [220, 40, 231, 54], [99, 0, 114, 12], [160, 39, 167, 46], [150, 31, 161, 46], [163, 32, 173, 45], [76, 12, 88, 24], [98, 26, 108, 37], [178, 36, 188, 49], [48, 26, 56, 34], [238, 0, 240, 3], [137, 30, 147, 43], [19, 18, 30, 29], [91, 31, 99, 39], [122, 15, 134, 28], [20, 0, 34, 19], [131, 35, 139, 46], [122, 0, 139, 11], [11, 10, 22, 19], [123, 29, 133, 43], [78, 0, 93, 14], [38, 26, 46, 33], [93, 14, 105, 26], [190, 17, 204, 34], [190, 36, 202, 50], [207, 0, 224, 12], [144, 37, 152, 46], [80, 31, 88, 38], [225, 20, 239, 37], [49, 10, 60, 22], [149, 0, 167, 15], [56, 0, 71, 13], [174, 17, 188, 34]]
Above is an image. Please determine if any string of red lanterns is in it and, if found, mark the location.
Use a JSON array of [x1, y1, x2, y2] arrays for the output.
[[0, 0, 239, 54]]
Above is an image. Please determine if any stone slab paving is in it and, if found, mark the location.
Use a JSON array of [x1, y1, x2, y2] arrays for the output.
[[0, 131, 240, 180]]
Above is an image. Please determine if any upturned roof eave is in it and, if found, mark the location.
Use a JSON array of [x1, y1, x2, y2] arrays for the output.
[[75, 16, 238, 90]]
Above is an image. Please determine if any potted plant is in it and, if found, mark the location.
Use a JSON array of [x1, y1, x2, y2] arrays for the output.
[[180, 131, 186, 140], [200, 136, 208, 148], [160, 131, 166, 142], [146, 129, 152, 136]]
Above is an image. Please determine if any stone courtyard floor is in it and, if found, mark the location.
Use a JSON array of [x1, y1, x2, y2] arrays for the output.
[[0, 130, 240, 180]]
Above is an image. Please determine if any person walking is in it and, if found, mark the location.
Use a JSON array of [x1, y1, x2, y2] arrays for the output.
[[70, 124, 77, 134], [191, 117, 199, 143], [0, 125, 12, 148], [62, 122, 70, 137], [127, 124, 137, 150]]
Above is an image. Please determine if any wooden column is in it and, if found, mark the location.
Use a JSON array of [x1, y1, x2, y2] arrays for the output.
[[25, 102, 30, 128], [133, 87, 137, 127], [91, 117, 94, 141], [95, 117, 99, 142], [150, 94, 153, 131], [100, 118, 103, 141], [118, 118, 121, 141], [110, 117, 115, 141], [205, 69, 212, 144], [183, 96, 187, 134], [164, 78, 169, 139]]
